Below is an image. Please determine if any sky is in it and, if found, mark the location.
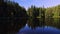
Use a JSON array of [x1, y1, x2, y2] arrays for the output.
[[12, 0, 60, 10]]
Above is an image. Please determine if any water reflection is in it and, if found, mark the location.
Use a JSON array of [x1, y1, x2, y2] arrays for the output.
[[18, 25, 60, 34], [0, 18, 27, 34], [18, 18, 60, 34], [45, 18, 60, 29], [0, 18, 60, 34], [27, 18, 45, 29]]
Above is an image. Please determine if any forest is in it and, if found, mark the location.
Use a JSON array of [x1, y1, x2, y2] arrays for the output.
[[0, 0, 60, 19], [27, 5, 60, 19], [0, 0, 60, 26]]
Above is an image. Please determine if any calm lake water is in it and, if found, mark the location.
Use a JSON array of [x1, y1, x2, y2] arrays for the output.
[[16, 18, 60, 34], [1, 18, 60, 34], [17, 24, 60, 34]]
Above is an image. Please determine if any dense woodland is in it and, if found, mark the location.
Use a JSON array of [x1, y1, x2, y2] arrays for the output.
[[0, 0, 28, 34], [0, 0, 28, 17], [0, 0, 60, 19], [27, 5, 60, 18]]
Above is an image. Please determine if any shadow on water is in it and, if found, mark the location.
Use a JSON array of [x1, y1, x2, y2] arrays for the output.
[[0, 17, 27, 34]]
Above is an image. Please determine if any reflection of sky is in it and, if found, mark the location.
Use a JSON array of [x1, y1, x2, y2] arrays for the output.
[[17, 24, 60, 34], [12, 0, 60, 10]]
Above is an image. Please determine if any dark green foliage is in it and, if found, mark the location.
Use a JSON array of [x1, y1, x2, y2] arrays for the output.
[[0, 0, 28, 34], [28, 6, 45, 18]]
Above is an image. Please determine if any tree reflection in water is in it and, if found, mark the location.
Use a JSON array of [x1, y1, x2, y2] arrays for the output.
[[27, 18, 60, 30], [0, 18, 60, 34], [27, 18, 45, 29], [0, 18, 27, 34], [45, 18, 60, 29]]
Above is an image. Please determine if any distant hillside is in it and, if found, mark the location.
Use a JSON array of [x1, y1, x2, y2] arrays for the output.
[[45, 5, 60, 18]]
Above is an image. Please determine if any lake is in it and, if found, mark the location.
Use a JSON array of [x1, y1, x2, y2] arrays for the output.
[[1, 18, 60, 34], [17, 24, 60, 34]]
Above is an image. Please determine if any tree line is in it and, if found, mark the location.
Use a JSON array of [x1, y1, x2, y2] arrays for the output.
[[1, 0, 60, 19], [27, 5, 60, 18]]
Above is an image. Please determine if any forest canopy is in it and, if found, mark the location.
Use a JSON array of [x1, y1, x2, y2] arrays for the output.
[[0, 0, 60, 18]]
